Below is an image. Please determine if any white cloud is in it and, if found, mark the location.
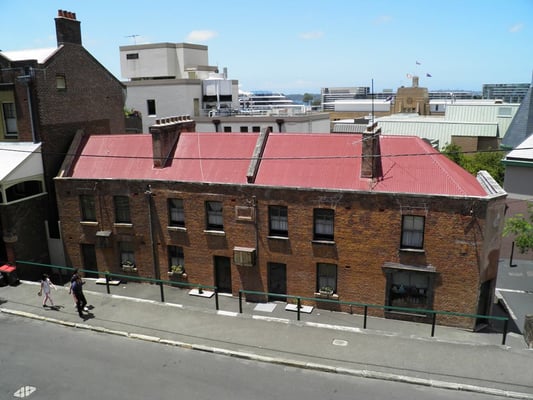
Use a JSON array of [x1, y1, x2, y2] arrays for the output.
[[186, 30, 218, 42], [299, 31, 324, 40], [509, 23, 524, 33]]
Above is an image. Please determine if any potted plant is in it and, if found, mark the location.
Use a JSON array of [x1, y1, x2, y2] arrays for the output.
[[168, 264, 186, 278], [319, 286, 334, 296], [121, 260, 136, 272]]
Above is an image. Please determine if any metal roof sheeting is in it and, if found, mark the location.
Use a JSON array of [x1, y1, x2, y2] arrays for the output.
[[0, 48, 59, 64], [377, 118, 498, 148], [67, 132, 489, 197], [505, 135, 533, 161], [0, 142, 43, 181]]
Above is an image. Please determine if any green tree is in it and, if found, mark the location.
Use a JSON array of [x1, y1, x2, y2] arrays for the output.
[[441, 143, 465, 165], [504, 203, 533, 254], [441, 144, 505, 186], [302, 93, 314, 105]]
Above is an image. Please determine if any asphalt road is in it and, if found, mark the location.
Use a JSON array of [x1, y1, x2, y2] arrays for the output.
[[0, 313, 513, 400]]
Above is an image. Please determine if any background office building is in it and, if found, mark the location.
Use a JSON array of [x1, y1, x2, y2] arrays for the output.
[[482, 83, 529, 103]]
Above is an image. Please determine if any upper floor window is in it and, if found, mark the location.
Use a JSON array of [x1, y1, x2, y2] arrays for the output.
[[223, 126, 232, 133], [126, 53, 139, 60], [56, 74, 66, 90], [317, 263, 337, 293], [314, 208, 334, 241], [206, 201, 223, 230], [269, 205, 288, 237], [80, 194, 96, 222], [240, 126, 248, 132], [147, 99, 156, 116], [114, 195, 131, 223], [2, 103, 18, 136], [401, 215, 424, 249], [168, 198, 185, 227]]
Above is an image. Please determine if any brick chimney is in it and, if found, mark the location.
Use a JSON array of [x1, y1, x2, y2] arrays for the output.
[[55, 10, 82, 46], [149, 116, 196, 168], [360, 121, 383, 180]]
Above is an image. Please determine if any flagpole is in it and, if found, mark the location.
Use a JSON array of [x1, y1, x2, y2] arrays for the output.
[[371, 78, 374, 124]]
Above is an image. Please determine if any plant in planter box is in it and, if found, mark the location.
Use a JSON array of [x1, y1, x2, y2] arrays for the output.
[[121, 260, 136, 272], [319, 286, 334, 296], [168, 264, 186, 277]]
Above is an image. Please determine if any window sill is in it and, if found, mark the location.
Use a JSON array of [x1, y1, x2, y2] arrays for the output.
[[80, 221, 98, 227], [167, 226, 187, 232], [114, 223, 133, 228], [399, 247, 425, 254], [311, 239, 335, 245], [204, 230, 225, 236], [267, 235, 289, 240], [314, 292, 339, 300]]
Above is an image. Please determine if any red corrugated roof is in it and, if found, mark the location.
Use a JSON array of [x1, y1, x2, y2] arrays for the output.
[[70, 133, 259, 184], [67, 132, 488, 197]]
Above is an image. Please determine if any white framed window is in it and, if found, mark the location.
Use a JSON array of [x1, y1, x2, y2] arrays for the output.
[[401, 215, 424, 249], [206, 201, 223, 230], [168, 198, 185, 227], [269, 205, 288, 237], [168, 245, 184, 271], [314, 208, 334, 241], [2, 102, 18, 136], [317, 263, 337, 293], [56, 74, 66, 90], [80, 194, 96, 222], [119, 241, 135, 265], [114, 195, 131, 223]]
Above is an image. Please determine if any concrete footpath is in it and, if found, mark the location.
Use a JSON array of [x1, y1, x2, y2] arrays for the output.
[[1, 278, 532, 399]]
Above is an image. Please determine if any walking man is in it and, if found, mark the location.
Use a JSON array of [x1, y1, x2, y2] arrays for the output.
[[71, 276, 88, 318]]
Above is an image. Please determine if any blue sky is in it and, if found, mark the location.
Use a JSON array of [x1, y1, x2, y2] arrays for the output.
[[1, 0, 532, 94]]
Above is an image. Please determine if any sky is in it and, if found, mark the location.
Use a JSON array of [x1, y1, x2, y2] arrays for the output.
[[1, 0, 532, 94]]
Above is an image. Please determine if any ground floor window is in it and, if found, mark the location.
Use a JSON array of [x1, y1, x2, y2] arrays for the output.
[[317, 263, 337, 294], [388, 270, 431, 310]]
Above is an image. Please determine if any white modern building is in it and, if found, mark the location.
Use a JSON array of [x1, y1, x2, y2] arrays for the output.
[[194, 113, 331, 133], [120, 42, 239, 133]]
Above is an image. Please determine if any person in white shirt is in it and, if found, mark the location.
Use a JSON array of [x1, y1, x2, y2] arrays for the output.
[[39, 273, 56, 307]]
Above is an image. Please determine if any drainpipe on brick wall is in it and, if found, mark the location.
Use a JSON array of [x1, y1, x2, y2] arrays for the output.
[[145, 185, 160, 281], [253, 196, 258, 268]]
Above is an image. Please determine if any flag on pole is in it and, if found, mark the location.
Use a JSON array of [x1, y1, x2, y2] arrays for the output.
[[426, 73, 432, 77], [406, 73, 413, 79]]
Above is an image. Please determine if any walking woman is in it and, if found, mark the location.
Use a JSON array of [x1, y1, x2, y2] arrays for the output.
[[39, 273, 56, 307]]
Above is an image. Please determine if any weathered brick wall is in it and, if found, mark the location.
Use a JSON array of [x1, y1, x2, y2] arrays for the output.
[[1, 195, 49, 268], [56, 178, 494, 328]]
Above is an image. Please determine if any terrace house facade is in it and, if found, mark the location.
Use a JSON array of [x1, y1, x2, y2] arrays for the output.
[[55, 118, 506, 329], [0, 10, 126, 267]]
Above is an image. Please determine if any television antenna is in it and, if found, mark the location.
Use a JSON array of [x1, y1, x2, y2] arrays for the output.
[[126, 34, 140, 44]]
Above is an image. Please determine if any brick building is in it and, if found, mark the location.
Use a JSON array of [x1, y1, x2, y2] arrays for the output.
[[0, 10, 126, 266], [55, 118, 506, 329]]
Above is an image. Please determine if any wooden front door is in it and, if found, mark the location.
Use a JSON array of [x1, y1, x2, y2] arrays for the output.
[[214, 256, 232, 293], [268, 262, 286, 301]]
